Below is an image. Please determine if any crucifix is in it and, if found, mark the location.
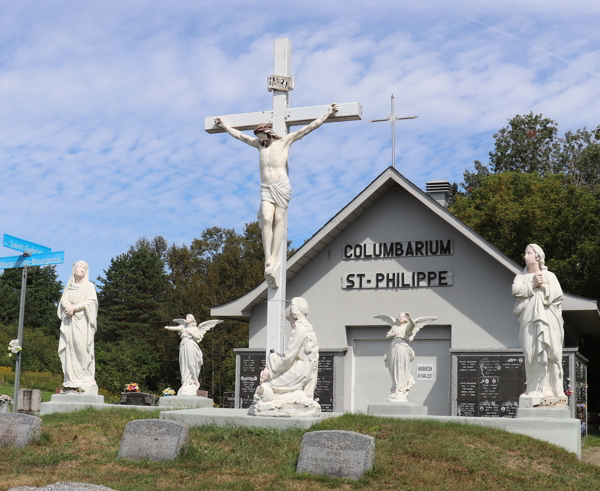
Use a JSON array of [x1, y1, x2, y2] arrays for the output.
[[369, 94, 418, 169], [206, 39, 362, 356]]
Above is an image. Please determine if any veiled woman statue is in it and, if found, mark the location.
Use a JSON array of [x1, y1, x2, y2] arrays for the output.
[[57, 260, 99, 394], [375, 312, 438, 402], [512, 244, 565, 402], [248, 297, 320, 416], [165, 315, 222, 396]]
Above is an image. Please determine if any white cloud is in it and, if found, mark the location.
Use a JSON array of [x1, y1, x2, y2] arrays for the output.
[[0, 1, 598, 285]]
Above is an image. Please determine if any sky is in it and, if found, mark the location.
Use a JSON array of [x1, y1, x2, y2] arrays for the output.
[[0, 1, 599, 288]]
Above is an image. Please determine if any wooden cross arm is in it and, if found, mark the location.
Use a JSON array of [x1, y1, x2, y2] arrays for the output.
[[205, 102, 363, 134]]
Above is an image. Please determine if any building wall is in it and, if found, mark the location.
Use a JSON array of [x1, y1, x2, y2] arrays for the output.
[[250, 186, 521, 350]]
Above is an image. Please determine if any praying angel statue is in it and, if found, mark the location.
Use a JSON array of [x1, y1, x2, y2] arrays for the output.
[[374, 312, 438, 402], [214, 103, 338, 277]]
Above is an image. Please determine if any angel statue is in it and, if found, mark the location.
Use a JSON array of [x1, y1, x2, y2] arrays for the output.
[[374, 312, 438, 402], [165, 315, 223, 396]]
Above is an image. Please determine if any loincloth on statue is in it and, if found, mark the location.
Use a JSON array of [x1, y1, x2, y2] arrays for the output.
[[257, 174, 292, 226]]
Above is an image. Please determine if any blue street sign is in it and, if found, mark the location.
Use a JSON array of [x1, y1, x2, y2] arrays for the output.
[[0, 251, 64, 269], [3, 234, 52, 255]]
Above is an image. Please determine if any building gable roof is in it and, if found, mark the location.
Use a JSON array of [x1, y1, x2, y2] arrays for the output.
[[211, 166, 599, 320]]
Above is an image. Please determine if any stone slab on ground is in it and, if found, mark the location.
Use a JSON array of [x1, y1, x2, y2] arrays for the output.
[[367, 402, 426, 416], [0, 413, 42, 448], [118, 419, 188, 461], [158, 395, 213, 409], [8, 483, 117, 490], [160, 407, 342, 429], [296, 430, 375, 480], [120, 392, 158, 406]]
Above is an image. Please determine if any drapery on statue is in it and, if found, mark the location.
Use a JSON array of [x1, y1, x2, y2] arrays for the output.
[[248, 297, 320, 416], [375, 312, 438, 402], [512, 244, 566, 405], [214, 103, 338, 279], [165, 315, 223, 396], [57, 260, 99, 394]]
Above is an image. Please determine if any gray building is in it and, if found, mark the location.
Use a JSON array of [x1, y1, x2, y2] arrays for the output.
[[212, 167, 600, 416]]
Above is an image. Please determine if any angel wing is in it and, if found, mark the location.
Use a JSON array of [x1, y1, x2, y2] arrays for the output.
[[374, 314, 397, 326], [407, 316, 438, 342], [190, 319, 224, 343], [173, 318, 186, 326]]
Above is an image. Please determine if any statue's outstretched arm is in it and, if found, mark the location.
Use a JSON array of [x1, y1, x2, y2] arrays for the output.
[[214, 118, 259, 148], [287, 103, 338, 144], [164, 325, 183, 332]]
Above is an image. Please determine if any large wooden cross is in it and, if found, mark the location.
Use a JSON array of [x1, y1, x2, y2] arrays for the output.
[[205, 39, 362, 355]]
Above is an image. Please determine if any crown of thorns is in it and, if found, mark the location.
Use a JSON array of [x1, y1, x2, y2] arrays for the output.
[[253, 123, 280, 139]]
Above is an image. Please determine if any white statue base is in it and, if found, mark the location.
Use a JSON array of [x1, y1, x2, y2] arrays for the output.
[[387, 391, 409, 403], [60, 383, 98, 395], [368, 401, 426, 416], [248, 390, 321, 417], [519, 394, 568, 408], [177, 384, 200, 396]]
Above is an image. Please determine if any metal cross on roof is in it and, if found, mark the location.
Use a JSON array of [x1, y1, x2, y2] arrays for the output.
[[369, 94, 418, 169]]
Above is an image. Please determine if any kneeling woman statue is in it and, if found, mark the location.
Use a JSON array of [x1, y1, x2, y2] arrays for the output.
[[248, 297, 320, 417]]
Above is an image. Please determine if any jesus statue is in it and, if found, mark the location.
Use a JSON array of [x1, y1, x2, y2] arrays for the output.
[[214, 103, 338, 277]]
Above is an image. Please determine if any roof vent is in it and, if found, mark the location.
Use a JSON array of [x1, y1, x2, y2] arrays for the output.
[[426, 180, 453, 208]]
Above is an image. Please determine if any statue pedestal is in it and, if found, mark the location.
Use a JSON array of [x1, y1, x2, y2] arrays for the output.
[[40, 393, 105, 415], [519, 394, 568, 408], [367, 402, 427, 416]]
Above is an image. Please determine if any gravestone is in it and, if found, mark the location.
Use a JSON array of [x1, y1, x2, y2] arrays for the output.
[[120, 392, 158, 406], [196, 390, 208, 398], [118, 419, 188, 461], [0, 413, 42, 448], [8, 483, 117, 490], [296, 430, 375, 480], [222, 391, 235, 408], [18, 389, 42, 414]]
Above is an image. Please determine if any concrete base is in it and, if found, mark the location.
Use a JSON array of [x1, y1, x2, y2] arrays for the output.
[[519, 394, 568, 408], [367, 402, 427, 416], [369, 412, 581, 458], [158, 396, 213, 409], [517, 406, 571, 419], [160, 407, 342, 429], [61, 384, 99, 395]]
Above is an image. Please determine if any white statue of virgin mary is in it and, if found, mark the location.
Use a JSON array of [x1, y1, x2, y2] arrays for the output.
[[57, 260, 99, 394]]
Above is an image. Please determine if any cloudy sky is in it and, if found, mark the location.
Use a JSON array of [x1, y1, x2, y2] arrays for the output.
[[0, 1, 598, 286]]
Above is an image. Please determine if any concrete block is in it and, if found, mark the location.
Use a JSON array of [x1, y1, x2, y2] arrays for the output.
[[118, 419, 188, 461], [296, 430, 375, 480], [40, 394, 105, 415], [18, 389, 42, 414], [368, 402, 426, 415], [158, 395, 213, 409], [0, 413, 42, 448], [517, 407, 571, 419], [159, 407, 342, 429]]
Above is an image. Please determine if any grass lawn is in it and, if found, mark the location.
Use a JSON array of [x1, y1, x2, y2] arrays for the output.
[[1, 410, 600, 491]]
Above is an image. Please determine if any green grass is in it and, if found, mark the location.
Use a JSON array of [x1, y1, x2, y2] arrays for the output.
[[1, 410, 600, 491]]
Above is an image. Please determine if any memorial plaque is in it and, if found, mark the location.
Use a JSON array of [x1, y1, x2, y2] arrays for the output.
[[239, 354, 266, 409], [314, 355, 334, 412], [120, 392, 158, 406], [456, 354, 525, 418], [455, 353, 577, 418]]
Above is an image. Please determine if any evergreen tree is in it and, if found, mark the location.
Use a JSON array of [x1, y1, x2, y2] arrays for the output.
[[0, 266, 62, 336], [95, 239, 170, 392]]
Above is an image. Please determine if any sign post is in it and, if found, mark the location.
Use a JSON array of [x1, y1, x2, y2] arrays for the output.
[[1, 234, 64, 413]]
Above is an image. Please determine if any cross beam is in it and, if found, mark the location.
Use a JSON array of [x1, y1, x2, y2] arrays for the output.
[[206, 39, 362, 356]]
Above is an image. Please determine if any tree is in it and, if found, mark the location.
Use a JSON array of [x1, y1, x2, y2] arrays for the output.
[[0, 266, 62, 336], [165, 222, 264, 403], [95, 239, 170, 392]]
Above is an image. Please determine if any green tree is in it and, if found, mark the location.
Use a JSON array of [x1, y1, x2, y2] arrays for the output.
[[165, 222, 264, 403], [0, 266, 62, 336], [95, 239, 170, 393]]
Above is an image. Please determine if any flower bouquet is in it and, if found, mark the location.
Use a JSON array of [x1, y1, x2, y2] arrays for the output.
[[125, 383, 140, 393], [7, 339, 22, 358], [0, 394, 13, 413], [162, 388, 176, 397]]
